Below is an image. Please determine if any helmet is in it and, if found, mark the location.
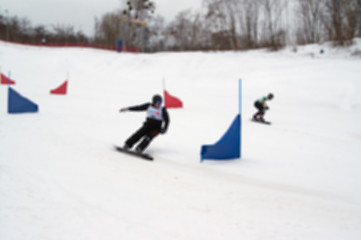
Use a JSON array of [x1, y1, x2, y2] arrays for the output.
[[152, 94, 162, 104], [268, 93, 274, 99]]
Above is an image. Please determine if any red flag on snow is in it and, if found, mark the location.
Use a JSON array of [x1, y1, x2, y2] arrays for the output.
[[164, 90, 183, 108], [1, 73, 16, 85], [50, 80, 68, 95]]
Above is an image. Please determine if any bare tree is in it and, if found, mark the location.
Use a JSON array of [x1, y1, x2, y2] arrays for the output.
[[171, 11, 211, 51], [295, 0, 325, 44], [238, 0, 261, 48], [167, 10, 194, 51], [52, 24, 76, 42], [190, 12, 213, 50], [323, 0, 360, 45], [357, 0, 361, 36], [3, 16, 32, 42], [6, 16, 20, 41], [223, 0, 239, 49], [203, 0, 239, 50], [146, 15, 166, 51], [0, 13, 5, 39], [324, 0, 345, 44], [259, 0, 288, 50], [204, 0, 288, 50], [355, 0, 361, 37], [204, 0, 229, 49], [94, 11, 122, 45], [33, 25, 49, 43], [343, 0, 360, 40]]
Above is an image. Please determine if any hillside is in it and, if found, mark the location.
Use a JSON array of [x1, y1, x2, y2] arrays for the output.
[[1, 40, 361, 239]]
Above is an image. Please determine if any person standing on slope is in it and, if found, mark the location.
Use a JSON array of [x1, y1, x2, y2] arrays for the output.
[[119, 94, 170, 153], [253, 93, 274, 122]]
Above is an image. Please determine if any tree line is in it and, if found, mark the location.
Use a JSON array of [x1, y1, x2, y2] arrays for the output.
[[0, 13, 89, 44], [1, 0, 360, 51]]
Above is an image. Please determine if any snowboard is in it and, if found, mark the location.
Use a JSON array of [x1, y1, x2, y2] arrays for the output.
[[251, 118, 271, 125], [114, 145, 153, 161]]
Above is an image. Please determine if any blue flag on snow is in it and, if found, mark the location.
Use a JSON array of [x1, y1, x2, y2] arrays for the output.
[[201, 114, 241, 161], [8, 87, 38, 114]]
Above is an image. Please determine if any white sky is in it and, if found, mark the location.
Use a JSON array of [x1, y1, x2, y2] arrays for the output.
[[0, 0, 203, 36]]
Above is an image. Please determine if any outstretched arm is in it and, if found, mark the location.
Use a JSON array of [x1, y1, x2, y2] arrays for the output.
[[120, 103, 150, 112]]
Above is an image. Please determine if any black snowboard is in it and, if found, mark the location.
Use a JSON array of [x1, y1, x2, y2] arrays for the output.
[[251, 118, 271, 125], [114, 145, 153, 161]]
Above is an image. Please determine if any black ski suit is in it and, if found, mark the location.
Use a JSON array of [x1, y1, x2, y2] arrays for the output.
[[124, 103, 169, 151], [253, 96, 269, 119]]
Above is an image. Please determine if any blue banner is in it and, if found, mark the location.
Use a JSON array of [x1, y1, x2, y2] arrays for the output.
[[201, 114, 241, 161], [8, 87, 38, 114]]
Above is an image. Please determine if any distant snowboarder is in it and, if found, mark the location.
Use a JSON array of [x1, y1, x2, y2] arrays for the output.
[[119, 94, 170, 153], [252, 93, 274, 123]]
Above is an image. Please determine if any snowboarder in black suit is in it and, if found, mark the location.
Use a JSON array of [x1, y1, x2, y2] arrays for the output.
[[120, 94, 170, 153], [253, 93, 274, 122]]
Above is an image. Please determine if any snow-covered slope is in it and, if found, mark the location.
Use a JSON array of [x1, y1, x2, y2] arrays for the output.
[[1, 40, 361, 239]]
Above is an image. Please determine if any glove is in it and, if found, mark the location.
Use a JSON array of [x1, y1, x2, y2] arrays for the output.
[[119, 108, 128, 112], [160, 128, 167, 134], [264, 106, 269, 110]]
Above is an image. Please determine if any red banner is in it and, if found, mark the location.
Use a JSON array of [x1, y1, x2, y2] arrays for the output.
[[1, 73, 16, 85], [164, 90, 183, 108]]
